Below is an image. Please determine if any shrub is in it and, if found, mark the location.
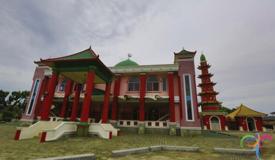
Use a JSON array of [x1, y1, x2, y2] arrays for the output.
[[2, 110, 14, 122]]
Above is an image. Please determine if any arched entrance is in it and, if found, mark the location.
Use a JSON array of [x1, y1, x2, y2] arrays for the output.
[[247, 117, 256, 131], [210, 116, 220, 130]]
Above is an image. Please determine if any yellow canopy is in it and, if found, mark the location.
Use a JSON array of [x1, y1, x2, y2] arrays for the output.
[[226, 104, 266, 120]]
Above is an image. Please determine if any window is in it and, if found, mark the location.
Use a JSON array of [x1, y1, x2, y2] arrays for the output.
[[128, 77, 139, 91], [59, 80, 66, 92], [26, 79, 40, 115], [184, 75, 194, 121], [146, 76, 159, 91], [162, 77, 167, 91]]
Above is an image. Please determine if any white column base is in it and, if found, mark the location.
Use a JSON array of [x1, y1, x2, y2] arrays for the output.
[[225, 126, 229, 131], [239, 126, 243, 131]]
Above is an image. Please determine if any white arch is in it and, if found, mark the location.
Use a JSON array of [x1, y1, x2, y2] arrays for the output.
[[209, 116, 221, 130]]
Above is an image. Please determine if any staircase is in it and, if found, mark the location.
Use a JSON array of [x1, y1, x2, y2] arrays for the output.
[[16, 121, 62, 140], [43, 122, 77, 141], [157, 114, 169, 121], [89, 123, 120, 139]]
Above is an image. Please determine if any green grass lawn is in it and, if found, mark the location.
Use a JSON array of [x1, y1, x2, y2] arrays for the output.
[[0, 122, 274, 160]]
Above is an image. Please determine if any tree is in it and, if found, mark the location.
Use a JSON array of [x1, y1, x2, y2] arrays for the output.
[[0, 90, 30, 121], [7, 91, 30, 119], [7, 91, 29, 109], [0, 90, 9, 111]]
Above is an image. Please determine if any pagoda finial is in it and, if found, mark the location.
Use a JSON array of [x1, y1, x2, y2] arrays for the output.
[[200, 53, 206, 62]]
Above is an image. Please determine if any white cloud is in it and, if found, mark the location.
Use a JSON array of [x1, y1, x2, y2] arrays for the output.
[[0, 0, 274, 113]]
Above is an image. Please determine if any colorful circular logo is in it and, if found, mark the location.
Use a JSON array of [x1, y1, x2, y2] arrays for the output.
[[240, 133, 272, 160]]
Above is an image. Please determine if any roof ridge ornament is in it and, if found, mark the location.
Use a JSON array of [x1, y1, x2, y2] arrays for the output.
[[127, 53, 132, 59]]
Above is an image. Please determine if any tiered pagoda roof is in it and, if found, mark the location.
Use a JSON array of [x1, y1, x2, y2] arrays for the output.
[[198, 54, 222, 111], [198, 82, 216, 87], [198, 73, 213, 78]]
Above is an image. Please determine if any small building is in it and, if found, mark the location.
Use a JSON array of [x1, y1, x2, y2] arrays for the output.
[[226, 104, 266, 131]]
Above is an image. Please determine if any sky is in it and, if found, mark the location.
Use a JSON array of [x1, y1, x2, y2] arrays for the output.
[[0, 0, 274, 113]]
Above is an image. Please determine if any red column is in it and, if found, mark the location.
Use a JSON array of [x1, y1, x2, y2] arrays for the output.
[[70, 84, 81, 121], [220, 115, 226, 130], [168, 72, 175, 122], [101, 83, 111, 123], [139, 74, 146, 121], [255, 117, 263, 131], [80, 71, 95, 122], [40, 71, 59, 120], [239, 117, 247, 131], [111, 76, 121, 120], [177, 75, 183, 120], [34, 76, 49, 118], [203, 116, 210, 129], [59, 80, 73, 118]]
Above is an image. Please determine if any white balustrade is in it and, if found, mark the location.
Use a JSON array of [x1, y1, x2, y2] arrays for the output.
[[145, 121, 169, 128], [117, 120, 169, 128], [49, 117, 64, 122], [117, 120, 139, 127]]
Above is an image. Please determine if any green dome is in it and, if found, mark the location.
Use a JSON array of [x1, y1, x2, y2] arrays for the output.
[[200, 54, 206, 62], [115, 59, 139, 67]]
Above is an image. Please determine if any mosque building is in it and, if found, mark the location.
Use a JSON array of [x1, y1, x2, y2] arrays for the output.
[[20, 47, 265, 135]]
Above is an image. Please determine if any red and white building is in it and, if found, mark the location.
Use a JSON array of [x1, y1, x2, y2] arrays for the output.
[[21, 47, 201, 135], [21, 47, 266, 134]]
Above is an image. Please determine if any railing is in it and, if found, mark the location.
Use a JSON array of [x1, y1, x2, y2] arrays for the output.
[[49, 117, 64, 121], [89, 123, 111, 139], [145, 121, 169, 128], [117, 120, 169, 128], [157, 114, 169, 121], [45, 122, 77, 141], [17, 121, 62, 140], [118, 120, 139, 127]]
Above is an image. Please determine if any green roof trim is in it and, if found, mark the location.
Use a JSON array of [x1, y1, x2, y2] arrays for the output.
[[200, 54, 206, 62], [114, 59, 139, 68], [56, 49, 96, 61], [110, 64, 178, 73]]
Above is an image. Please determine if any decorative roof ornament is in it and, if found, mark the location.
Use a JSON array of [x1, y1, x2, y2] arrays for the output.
[[200, 53, 206, 62], [114, 54, 139, 67], [128, 53, 132, 59]]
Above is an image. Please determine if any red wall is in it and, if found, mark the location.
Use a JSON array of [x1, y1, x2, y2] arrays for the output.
[[238, 117, 263, 132]]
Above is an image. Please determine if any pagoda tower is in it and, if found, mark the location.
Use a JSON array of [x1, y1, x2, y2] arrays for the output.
[[198, 54, 226, 131]]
